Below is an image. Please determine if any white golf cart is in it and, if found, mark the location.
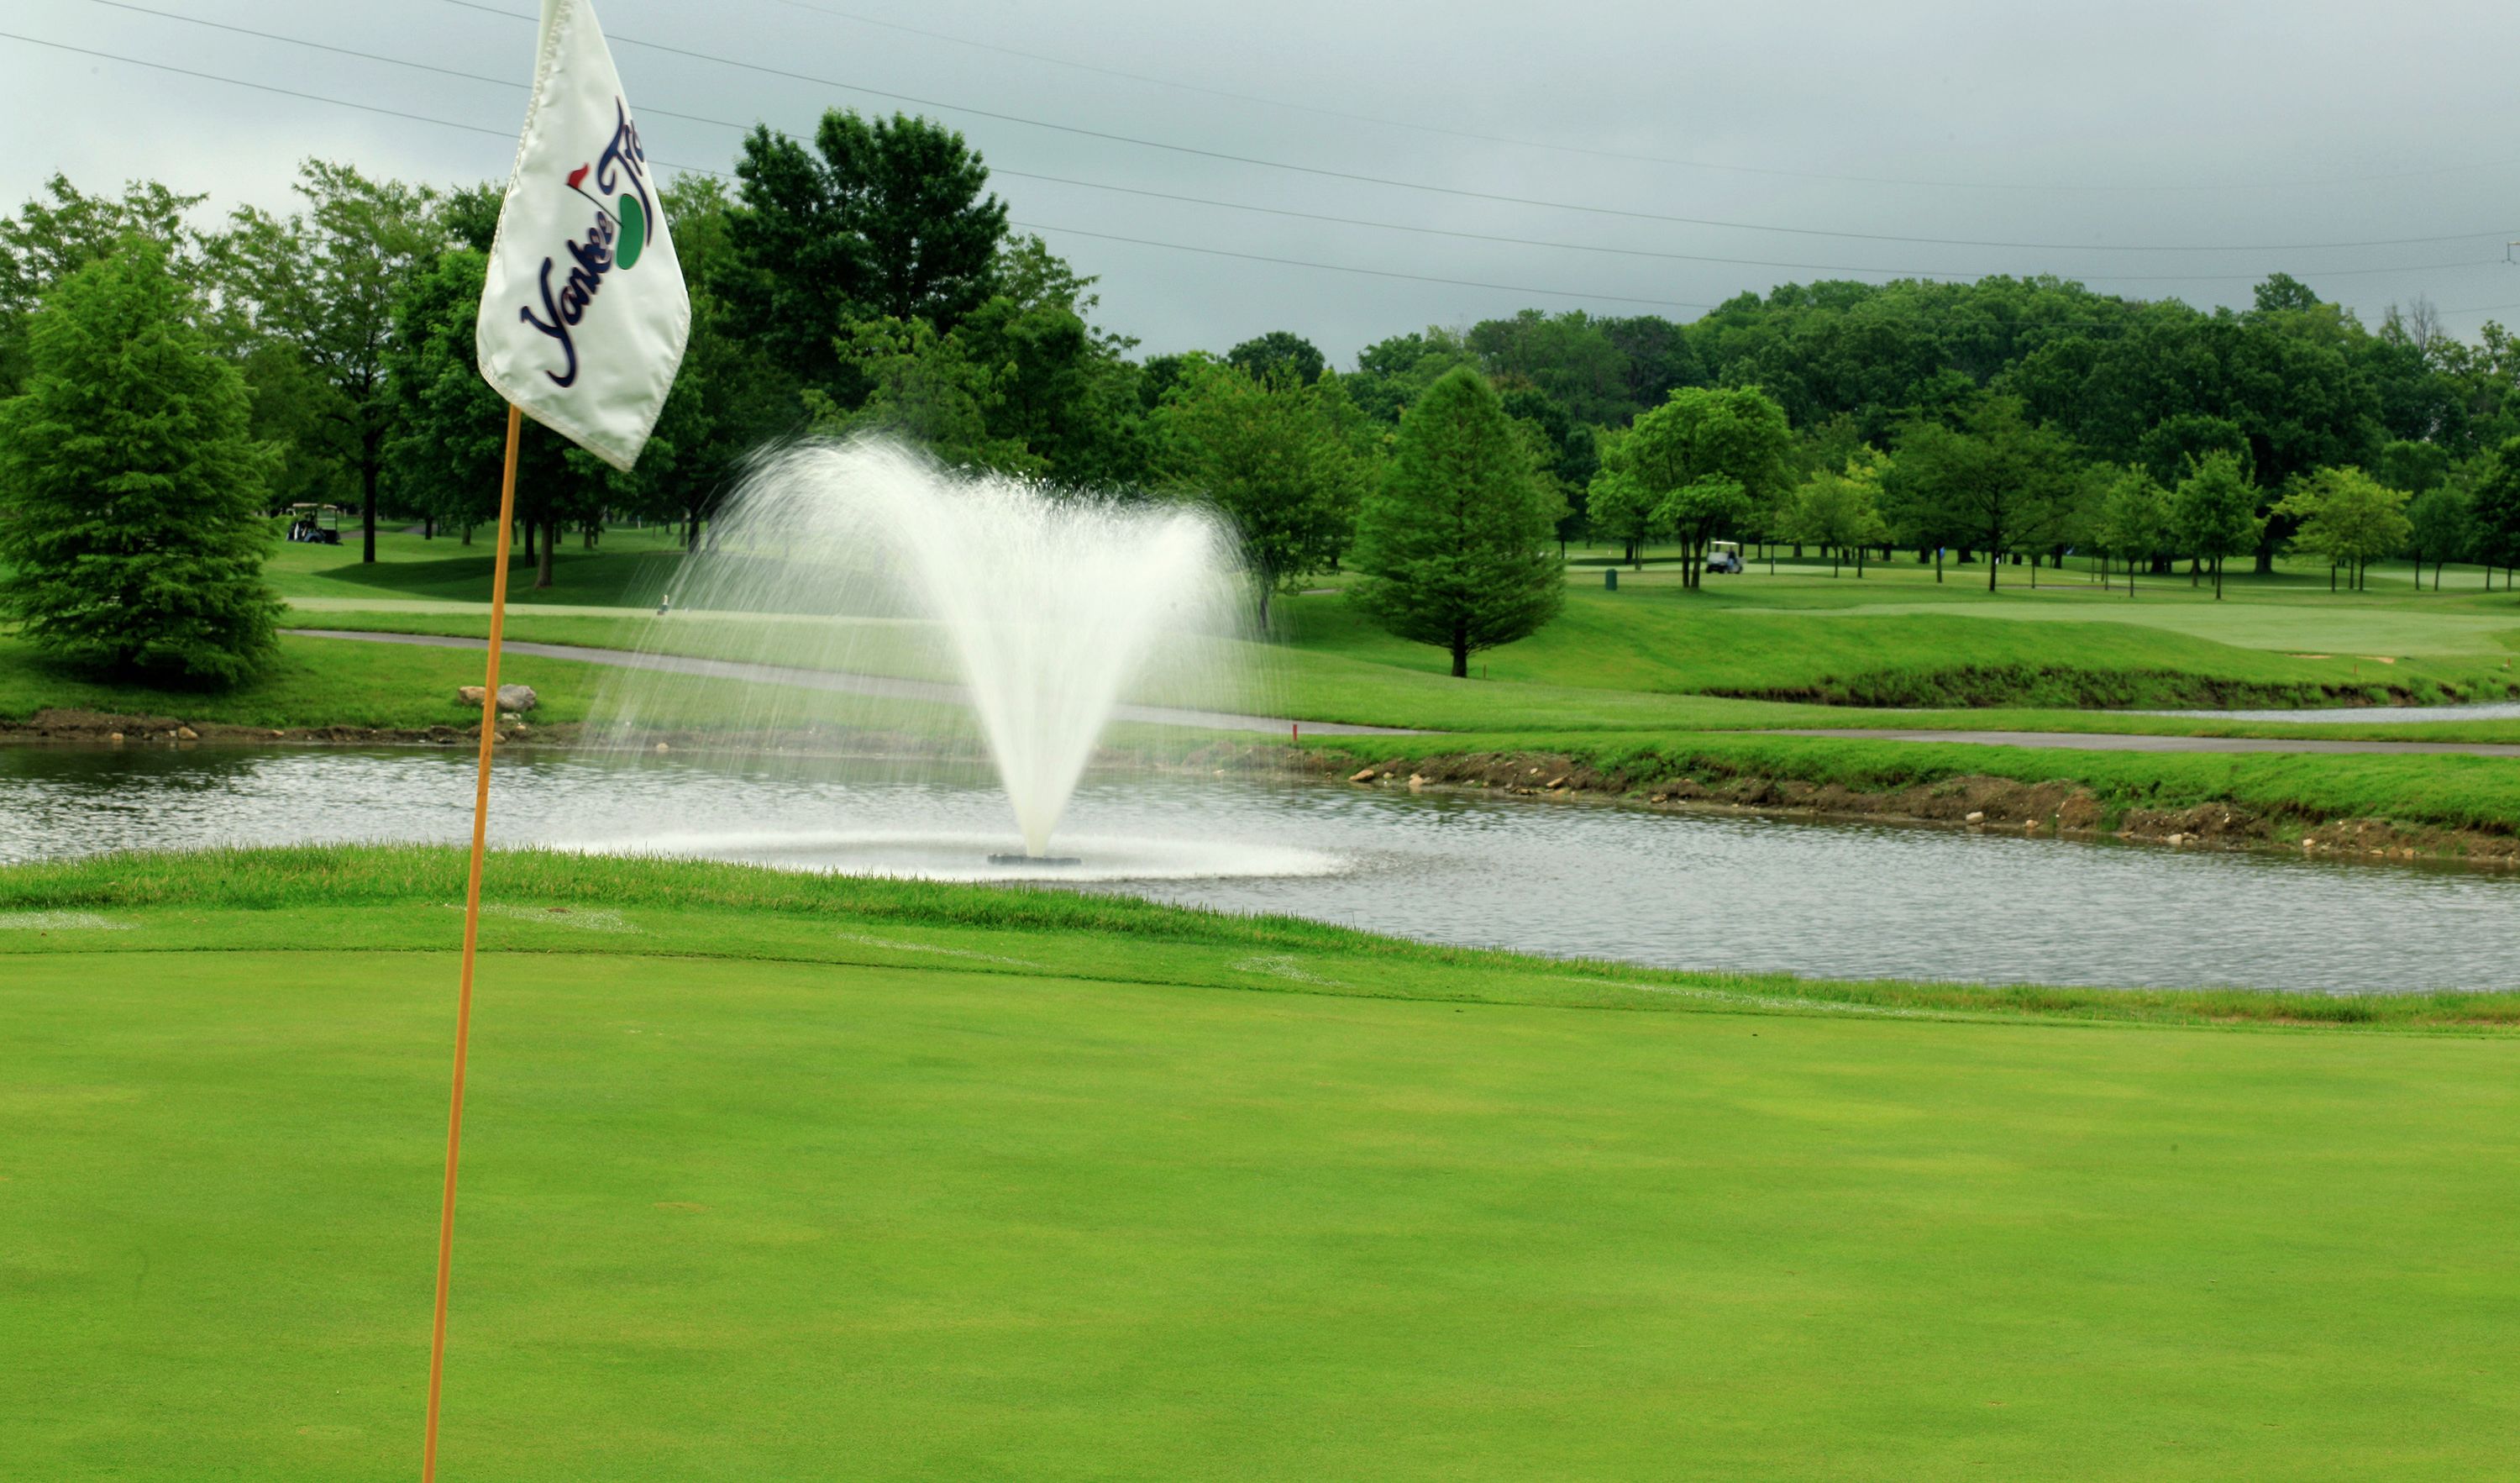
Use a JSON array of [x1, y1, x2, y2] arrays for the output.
[[1704, 539, 1745, 575]]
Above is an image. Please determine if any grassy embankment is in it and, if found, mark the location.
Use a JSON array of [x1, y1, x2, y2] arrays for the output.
[[4, 846, 2516, 1480]]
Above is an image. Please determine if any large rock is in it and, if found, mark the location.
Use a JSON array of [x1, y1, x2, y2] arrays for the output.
[[455, 684, 539, 712]]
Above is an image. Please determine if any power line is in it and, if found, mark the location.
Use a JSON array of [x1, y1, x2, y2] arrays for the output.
[[2, 29, 519, 141], [87, 1, 2498, 290], [428, 0, 2520, 256], [16, 27, 2512, 320], [0, 32, 1683, 313], [751, 0, 2520, 197], [1004, 221, 1713, 309], [994, 170, 2502, 286]]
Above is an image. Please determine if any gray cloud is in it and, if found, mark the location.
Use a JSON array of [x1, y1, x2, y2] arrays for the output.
[[9, 0, 2520, 362]]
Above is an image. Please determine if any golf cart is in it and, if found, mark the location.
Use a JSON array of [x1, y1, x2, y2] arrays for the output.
[[286, 502, 344, 545], [1705, 539, 1745, 575]]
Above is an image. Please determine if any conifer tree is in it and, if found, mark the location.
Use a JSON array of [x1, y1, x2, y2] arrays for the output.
[[0, 240, 280, 683], [1347, 366, 1563, 677]]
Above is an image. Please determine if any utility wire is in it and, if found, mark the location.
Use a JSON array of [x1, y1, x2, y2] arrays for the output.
[[0, 31, 1693, 311], [1002, 222, 1712, 309], [3, 29, 520, 141], [86, 1, 2501, 290], [427, 0, 2520, 255], [752, 0, 2520, 197], [18, 27, 2515, 319]]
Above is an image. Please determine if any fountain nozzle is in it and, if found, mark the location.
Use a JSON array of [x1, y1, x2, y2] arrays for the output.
[[989, 853, 1082, 867]]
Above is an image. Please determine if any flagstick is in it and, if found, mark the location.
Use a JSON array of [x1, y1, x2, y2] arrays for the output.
[[423, 401, 524, 1483]]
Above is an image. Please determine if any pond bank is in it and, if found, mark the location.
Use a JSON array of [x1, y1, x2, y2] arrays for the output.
[[1280, 743, 2520, 868]]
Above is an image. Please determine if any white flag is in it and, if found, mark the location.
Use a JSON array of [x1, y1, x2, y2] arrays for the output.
[[476, 0, 689, 471]]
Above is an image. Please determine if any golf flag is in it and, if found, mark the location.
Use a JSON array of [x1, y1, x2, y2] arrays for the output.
[[476, 0, 688, 471]]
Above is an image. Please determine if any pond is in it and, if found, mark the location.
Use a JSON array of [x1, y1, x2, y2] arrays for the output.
[[5, 743, 2516, 996]]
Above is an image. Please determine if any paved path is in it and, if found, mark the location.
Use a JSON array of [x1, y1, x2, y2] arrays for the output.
[[287, 628, 1425, 737], [1763, 728, 2520, 758]]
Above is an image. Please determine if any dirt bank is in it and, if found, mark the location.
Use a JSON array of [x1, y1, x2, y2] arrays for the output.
[[1257, 744, 2520, 868], [0, 707, 578, 748]]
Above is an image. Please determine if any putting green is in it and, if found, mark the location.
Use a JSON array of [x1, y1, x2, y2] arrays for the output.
[[6, 939, 2515, 1480]]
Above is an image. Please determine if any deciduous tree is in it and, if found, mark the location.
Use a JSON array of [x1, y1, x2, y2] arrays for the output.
[[1607, 386, 1792, 588], [1152, 355, 1371, 625], [2171, 451, 2265, 599], [2274, 467, 2410, 591]]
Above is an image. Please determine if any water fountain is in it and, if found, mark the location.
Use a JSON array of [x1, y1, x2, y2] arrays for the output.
[[590, 437, 1257, 865]]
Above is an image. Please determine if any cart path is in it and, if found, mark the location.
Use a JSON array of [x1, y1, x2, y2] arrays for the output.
[[286, 628, 1427, 737], [1761, 727, 2520, 758]]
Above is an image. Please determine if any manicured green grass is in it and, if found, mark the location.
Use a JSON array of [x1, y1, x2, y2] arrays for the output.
[[265, 523, 683, 607], [0, 632, 613, 728], [3, 849, 2516, 1480]]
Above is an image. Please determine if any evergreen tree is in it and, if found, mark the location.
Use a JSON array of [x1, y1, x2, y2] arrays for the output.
[[0, 240, 280, 683], [1347, 367, 1563, 676]]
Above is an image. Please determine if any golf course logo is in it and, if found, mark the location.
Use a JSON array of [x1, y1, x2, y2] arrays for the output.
[[515, 98, 660, 390]]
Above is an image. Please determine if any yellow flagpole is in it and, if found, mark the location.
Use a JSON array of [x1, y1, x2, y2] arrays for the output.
[[422, 401, 524, 1483]]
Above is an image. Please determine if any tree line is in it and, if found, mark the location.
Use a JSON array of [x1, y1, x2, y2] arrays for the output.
[[4, 110, 2520, 682]]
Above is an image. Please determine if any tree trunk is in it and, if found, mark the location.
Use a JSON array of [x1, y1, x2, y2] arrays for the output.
[[423, 517, 434, 540], [360, 456, 380, 565], [459, 523, 473, 546], [2213, 556, 2225, 601], [536, 517, 557, 589], [1935, 547, 1944, 583], [1987, 546, 1999, 592], [1451, 621, 1469, 679]]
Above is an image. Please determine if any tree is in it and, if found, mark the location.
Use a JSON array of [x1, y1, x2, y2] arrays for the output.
[[2405, 483, 2472, 592], [1890, 395, 2078, 591], [0, 240, 280, 682], [726, 110, 1005, 392], [1152, 355, 1370, 625], [1778, 450, 1890, 576], [2375, 437, 2451, 497], [1583, 446, 1667, 569], [2171, 451, 2265, 599], [383, 247, 596, 586], [1608, 386, 1793, 587], [214, 160, 442, 563], [1348, 366, 1563, 676], [1, 174, 207, 396], [2274, 467, 2410, 591], [1468, 309, 1638, 425], [2092, 467, 2171, 596], [1226, 330, 1326, 387], [2470, 440, 2520, 592], [1345, 327, 1476, 423]]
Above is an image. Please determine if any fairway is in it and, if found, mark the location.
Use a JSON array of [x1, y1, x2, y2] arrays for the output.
[[6, 895, 2517, 1479]]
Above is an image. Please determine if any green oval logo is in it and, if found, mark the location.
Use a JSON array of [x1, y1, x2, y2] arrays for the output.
[[615, 195, 647, 269]]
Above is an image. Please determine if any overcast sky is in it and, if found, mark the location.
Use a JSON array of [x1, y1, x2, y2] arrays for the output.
[[9, 0, 2520, 363]]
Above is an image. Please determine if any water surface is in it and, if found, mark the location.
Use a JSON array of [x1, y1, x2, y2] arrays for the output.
[[5, 744, 2515, 996]]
